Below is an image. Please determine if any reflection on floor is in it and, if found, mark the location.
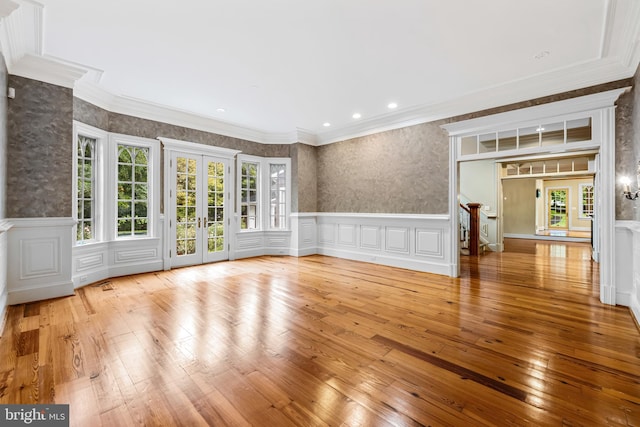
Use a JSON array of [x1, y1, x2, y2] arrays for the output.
[[533, 229, 591, 242]]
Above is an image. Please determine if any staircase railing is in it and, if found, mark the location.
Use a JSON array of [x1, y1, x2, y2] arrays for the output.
[[459, 202, 481, 255]]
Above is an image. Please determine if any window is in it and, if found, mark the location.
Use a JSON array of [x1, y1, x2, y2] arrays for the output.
[[240, 161, 259, 230], [76, 135, 96, 243], [237, 155, 290, 231], [117, 144, 150, 237], [269, 163, 287, 229], [580, 184, 594, 219]]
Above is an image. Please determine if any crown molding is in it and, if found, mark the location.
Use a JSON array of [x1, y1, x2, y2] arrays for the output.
[[10, 53, 87, 88], [315, 55, 636, 145], [441, 87, 631, 136], [1, 0, 639, 148]]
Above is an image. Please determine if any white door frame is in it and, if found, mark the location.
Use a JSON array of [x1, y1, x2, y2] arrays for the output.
[[159, 137, 241, 270], [442, 87, 629, 306]]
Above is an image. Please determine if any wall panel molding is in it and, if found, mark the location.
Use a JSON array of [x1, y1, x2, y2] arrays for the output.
[[7, 217, 75, 304], [289, 213, 452, 276]]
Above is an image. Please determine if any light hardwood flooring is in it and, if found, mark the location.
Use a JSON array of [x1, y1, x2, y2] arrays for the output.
[[1, 239, 639, 426]]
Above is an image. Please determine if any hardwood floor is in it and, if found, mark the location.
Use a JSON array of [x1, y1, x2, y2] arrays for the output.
[[1, 239, 639, 426]]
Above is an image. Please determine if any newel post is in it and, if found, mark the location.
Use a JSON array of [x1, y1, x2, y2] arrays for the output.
[[467, 203, 481, 256]]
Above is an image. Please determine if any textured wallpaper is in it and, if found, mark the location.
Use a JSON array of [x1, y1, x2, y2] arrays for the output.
[[615, 66, 640, 221], [317, 122, 450, 214], [7, 76, 73, 218], [291, 143, 317, 213], [0, 56, 6, 219]]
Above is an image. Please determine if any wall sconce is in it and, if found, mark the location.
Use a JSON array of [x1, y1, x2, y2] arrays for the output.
[[621, 161, 640, 200]]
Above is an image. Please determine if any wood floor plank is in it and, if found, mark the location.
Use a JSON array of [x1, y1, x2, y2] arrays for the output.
[[0, 239, 639, 425]]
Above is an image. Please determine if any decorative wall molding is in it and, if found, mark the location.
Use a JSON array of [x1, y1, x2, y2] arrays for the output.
[[234, 231, 292, 259], [615, 221, 640, 325], [73, 238, 163, 289], [6, 217, 75, 304], [2, 0, 640, 147], [291, 213, 452, 276]]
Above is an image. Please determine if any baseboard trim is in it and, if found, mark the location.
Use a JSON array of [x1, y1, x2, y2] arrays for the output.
[[317, 247, 451, 276], [8, 281, 74, 305]]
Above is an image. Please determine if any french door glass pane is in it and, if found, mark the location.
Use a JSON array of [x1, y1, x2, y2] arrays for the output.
[[176, 157, 198, 256], [207, 161, 225, 253]]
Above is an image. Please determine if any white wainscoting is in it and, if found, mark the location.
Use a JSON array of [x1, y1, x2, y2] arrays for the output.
[[234, 231, 292, 260], [290, 213, 452, 276], [0, 220, 12, 335], [73, 238, 163, 288], [6, 218, 76, 305], [615, 221, 640, 325]]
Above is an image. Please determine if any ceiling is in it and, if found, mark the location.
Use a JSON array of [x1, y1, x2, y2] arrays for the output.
[[2, 0, 640, 144]]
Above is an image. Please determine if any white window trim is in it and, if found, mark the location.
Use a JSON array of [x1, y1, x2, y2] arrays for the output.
[[266, 158, 291, 231], [578, 183, 594, 220], [73, 122, 108, 246], [236, 155, 291, 232], [237, 154, 263, 232], [108, 133, 160, 241]]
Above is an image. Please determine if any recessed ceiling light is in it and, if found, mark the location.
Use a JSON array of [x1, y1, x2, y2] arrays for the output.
[[536, 126, 545, 132], [323, 122, 331, 127], [216, 108, 226, 113], [387, 102, 398, 109], [352, 113, 362, 119]]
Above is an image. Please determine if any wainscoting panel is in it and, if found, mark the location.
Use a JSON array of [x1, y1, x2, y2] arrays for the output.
[[234, 231, 292, 259], [0, 221, 11, 335], [290, 214, 317, 257], [307, 213, 452, 276], [360, 226, 381, 251], [7, 218, 75, 305], [338, 224, 357, 247], [615, 221, 640, 325], [385, 227, 409, 254], [73, 238, 163, 288], [415, 228, 444, 258]]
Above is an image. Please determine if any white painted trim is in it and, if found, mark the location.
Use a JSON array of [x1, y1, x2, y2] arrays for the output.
[[2, 1, 640, 146], [314, 212, 450, 221], [159, 137, 241, 158], [8, 280, 74, 305], [8, 217, 77, 228], [0, 219, 12, 234], [441, 88, 631, 136], [444, 91, 623, 305]]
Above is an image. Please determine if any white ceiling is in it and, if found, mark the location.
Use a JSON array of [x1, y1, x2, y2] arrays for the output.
[[3, 0, 640, 144]]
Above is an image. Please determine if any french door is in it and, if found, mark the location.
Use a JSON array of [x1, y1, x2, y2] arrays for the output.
[[169, 152, 230, 267], [547, 188, 569, 229]]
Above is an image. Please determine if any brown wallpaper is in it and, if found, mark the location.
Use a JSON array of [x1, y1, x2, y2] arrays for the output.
[[317, 78, 635, 215], [291, 143, 317, 213], [7, 76, 73, 218], [615, 66, 640, 221], [317, 122, 450, 214], [0, 56, 6, 219]]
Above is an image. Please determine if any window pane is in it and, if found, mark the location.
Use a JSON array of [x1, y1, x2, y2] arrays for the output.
[[566, 118, 591, 143], [461, 136, 477, 156], [270, 164, 286, 229], [498, 130, 517, 152], [519, 126, 540, 149], [76, 135, 97, 244], [117, 144, 150, 238], [240, 161, 259, 230], [540, 122, 565, 146], [478, 133, 497, 153]]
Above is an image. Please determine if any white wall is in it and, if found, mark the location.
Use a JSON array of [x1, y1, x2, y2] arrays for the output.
[[460, 159, 499, 250], [615, 221, 640, 324]]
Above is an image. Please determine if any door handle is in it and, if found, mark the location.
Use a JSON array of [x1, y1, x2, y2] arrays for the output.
[[198, 217, 201, 228]]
